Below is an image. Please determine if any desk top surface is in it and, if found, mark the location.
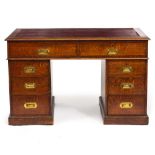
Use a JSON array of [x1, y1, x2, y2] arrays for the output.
[[6, 28, 149, 41]]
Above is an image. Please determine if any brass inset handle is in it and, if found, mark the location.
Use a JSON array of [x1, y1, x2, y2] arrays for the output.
[[24, 66, 36, 74], [37, 49, 49, 55], [120, 102, 133, 109], [107, 47, 118, 55], [24, 82, 36, 89], [121, 83, 134, 89], [24, 102, 37, 109], [122, 66, 133, 73]]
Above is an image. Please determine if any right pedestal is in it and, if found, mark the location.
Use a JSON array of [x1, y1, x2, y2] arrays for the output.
[[100, 60, 149, 125]]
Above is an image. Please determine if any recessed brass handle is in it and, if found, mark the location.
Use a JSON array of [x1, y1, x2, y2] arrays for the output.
[[24, 66, 36, 74], [107, 47, 118, 55], [121, 83, 134, 89], [122, 66, 133, 73], [120, 102, 133, 109], [24, 102, 37, 109], [24, 82, 36, 89], [37, 49, 49, 55]]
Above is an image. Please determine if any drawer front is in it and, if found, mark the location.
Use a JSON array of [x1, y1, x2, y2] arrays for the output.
[[107, 60, 147, 76], [9, 60, 50, 77], [8, 41, 77, 58], [108, 95, 146, 115], [11, 77, 51, 95], [79, 41, 147, 57], [107, 77, 146, 95], [11, 94, 51, 115]]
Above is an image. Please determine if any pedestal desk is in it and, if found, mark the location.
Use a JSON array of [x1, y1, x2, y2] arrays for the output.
[[6, 28, 149, 125]]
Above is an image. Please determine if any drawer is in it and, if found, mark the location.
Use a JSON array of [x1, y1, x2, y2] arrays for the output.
[[107, 60, 147, 76], [8, 41, 77, 58], [11, 76, 51, 95], [108, 95, 146, 115], [9, 60, 50, 77], [11, 94, 52, 115], [107, 77, 146, 95], [79, 41, 147, 57]]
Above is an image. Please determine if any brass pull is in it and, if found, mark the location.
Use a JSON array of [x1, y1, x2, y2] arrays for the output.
[[24, 66, 36, 74], [120, 102, 133, 109], [24, 83, 36, 89], [122, 66, 133, 73], [121, 83, 134, 89], [107, 47, 118, 55], [24, 102, 37, 109], [37, 49, 49, 55]]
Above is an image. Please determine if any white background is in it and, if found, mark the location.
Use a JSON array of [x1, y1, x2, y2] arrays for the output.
[[0, 0, 154, 155]]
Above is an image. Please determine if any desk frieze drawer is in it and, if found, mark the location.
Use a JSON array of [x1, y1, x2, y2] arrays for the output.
[[79, 41, 147, 57], [8, 41, 77, 58], [11, 94, 52, 116], [11, 76, 51, 95], [9, 60, 50, 77], [107, 60, 147, 75], [107, 77, 146, 95], [108, 95, 146, 115]]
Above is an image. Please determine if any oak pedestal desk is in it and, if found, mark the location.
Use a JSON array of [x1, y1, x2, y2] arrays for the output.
[[6, 28, 149, 125]]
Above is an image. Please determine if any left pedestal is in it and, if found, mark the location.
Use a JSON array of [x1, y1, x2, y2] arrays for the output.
[[8, 60, 54, 125]]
